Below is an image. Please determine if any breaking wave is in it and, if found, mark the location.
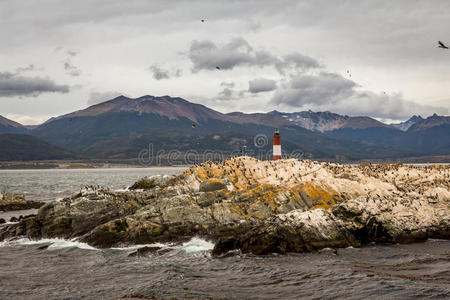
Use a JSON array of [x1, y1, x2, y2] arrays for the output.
[[0, 236, 214, 253]]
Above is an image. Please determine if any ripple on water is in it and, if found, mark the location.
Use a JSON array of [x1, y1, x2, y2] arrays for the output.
[[0, 240, 449, 299]]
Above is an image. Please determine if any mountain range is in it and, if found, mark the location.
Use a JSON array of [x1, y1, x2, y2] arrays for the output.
[[1, 95, 449, 162]]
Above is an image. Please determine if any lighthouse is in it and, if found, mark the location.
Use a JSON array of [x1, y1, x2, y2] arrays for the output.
[[273, 129, 282, 160]]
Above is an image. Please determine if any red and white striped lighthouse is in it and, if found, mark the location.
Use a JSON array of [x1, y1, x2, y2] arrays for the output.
[[273, 129, 282, 160]]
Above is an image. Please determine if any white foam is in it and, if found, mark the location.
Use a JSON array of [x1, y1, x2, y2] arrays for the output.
[[110, 242, 167, 251], [427, 238, 448, 242], [0, 236, 214, 253], [177, 237, 214, 253], [111, 237, 214, 253], [0, 237, 98, 251], [1, 221, 18, 225]]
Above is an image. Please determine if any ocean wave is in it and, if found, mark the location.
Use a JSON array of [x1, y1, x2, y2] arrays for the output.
[[0, 236, 214, 253], [0, 221, 19, 226], [110, 237, 214, 253], [179, 237, 214, 253], [110, 242, 168, 251], [0, 237, 98, 251]]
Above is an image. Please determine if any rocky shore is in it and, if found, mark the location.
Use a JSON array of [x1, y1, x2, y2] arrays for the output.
[[0, 193, 44, 212], [1, 157, 449, 254]]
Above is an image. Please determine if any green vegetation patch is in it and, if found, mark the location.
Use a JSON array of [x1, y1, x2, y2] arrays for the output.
[[130, 179, 157, 190]]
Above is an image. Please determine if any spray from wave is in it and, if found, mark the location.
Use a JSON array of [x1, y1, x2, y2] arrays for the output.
[[0, 236, 214, 253], [0, 237, 98, 251]]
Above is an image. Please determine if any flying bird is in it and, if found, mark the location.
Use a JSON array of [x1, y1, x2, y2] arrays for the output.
[[438, 41, 449, 49], [201, 19, 205, 23], [216, 66, 221, 70]]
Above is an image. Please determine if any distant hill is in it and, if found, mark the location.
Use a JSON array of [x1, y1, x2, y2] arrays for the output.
[[30, 95, 414, 160], [328, 114, 450, 155], [81, 131, 322, 159], [226, 111, 291, 127], [268, 110, 394, 132], [407, 114, 450, 132], [0, 134, 76, 161], [0, 115, 28, 134], [2, 95, 446, 161], [391, 115, 423, 131]]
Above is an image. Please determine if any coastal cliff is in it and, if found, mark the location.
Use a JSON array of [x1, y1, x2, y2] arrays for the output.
[[1, 157, 449, 254]]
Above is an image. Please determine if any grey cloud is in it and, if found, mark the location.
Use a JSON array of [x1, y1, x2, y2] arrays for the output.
[[0, 72, 69, 97], [216, 86, 248, 101], [1, 1, 449, 119], [218, 87, 234, 100], [220, 81, 235, 88], [67, 50, 77, 57], [149, 65, 170, 80], [271, 72, 447, 119], [339, 92, 449, 120], [64, 60, 81, 77], [173, 69, 182, 77], [271, 72, 356, 107], [247, 20, 262, 33], [15, 64, 35, 73], [188, 37, 320, 74], [188, 38, 271, 71], [278, 53, 322, 73], [88, 91, 123, 106], [149, 65, 182, 80], [248, 78, 277, 93]]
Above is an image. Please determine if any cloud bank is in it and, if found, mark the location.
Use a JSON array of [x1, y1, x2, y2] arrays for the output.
[[188, 37, 320, 73], [271, 72, 448, 119], [0, 72, 69, 97], [248, 78, 277, 93]]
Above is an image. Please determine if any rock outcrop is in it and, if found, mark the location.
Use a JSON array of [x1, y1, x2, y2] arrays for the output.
[[0, 193, 44, 212], [1, 157, 449, 254]]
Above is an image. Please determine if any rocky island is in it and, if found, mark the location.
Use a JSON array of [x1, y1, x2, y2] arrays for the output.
[[1, 157, 449, 255], [0, 193, 44, 212]]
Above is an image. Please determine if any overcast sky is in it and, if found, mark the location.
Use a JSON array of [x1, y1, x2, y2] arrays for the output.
[[1, 0, 449, 124]]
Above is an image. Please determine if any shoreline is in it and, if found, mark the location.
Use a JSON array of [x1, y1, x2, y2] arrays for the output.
[[1, 158, 449, 170], [0, 208, 38, 222], [1, 157, 448, 255], [0, 161, 193, 170]]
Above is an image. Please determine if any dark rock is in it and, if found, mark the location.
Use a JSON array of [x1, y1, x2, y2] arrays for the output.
[[128, 246, 162, 257], [0, 218, 5, 224], [196, 192, 215, 208], [18, 214, 36, 221], [0, 193, 45, 212], [199, 181, 226, 192], [37, 244, 49, 250], [318, 247, 337, 255]]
